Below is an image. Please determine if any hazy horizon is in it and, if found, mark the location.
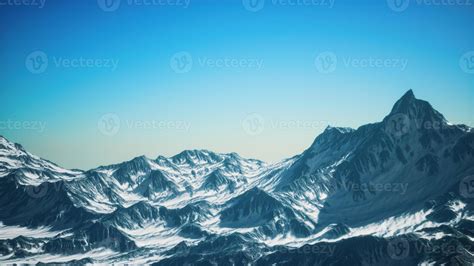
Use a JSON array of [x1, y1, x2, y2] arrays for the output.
[[1, 89, 472, 170], [1, 0, 473, 169]]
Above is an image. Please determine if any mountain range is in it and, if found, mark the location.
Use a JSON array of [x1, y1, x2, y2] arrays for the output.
[[1, 90, 474, 265]]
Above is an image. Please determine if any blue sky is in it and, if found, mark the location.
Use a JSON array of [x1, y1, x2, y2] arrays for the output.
[[0, 0, 473, 169]]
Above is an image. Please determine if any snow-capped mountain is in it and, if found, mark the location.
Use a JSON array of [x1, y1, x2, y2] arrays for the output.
[[1, 90, 473, 265]]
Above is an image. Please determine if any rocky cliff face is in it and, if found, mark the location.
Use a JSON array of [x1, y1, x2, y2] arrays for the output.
[[1, 90, 473, 265]]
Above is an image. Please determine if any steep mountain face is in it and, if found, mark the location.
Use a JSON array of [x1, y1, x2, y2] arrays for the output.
[[0, 138, 94, 230], [271, 90, 474, 227], [1, 90, 473, 265], [219, 187, 314, 238], [0, 136, 81, 184], [199, 169, 238, 192]]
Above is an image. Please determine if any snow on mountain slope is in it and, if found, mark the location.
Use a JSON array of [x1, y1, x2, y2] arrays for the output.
[[0, 136, 81, 184], [1, 90, 474, 264], [266, 90, 474, 227], [63, 150, 268, 214]]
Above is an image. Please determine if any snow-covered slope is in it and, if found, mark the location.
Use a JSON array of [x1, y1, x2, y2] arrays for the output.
[[0, 136, 81, 184], [1, 90, 473, 265]]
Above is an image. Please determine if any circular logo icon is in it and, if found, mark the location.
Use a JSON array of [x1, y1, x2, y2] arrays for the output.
[[387, 0, 410, 12], [385, 113, 411, 139], [242, 0, 265, 12], [25, 51, 48, 74], [98, 113, 121, 136], [241, 113, 265, 136], [459, 51, 474, 74], [315, 52, 337, 74], [97, 0, 121, 12], [25, 183, 49, 198], [460, 175, 474, 199], [170, 51, 193, 73], [387, 238, 410, 260]]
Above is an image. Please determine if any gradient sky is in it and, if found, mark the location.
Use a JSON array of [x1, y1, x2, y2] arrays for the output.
[[0, 0, 473, 170]]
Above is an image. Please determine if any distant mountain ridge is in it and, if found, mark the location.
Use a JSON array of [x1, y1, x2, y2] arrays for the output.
[[1, 90, 474, 265]]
